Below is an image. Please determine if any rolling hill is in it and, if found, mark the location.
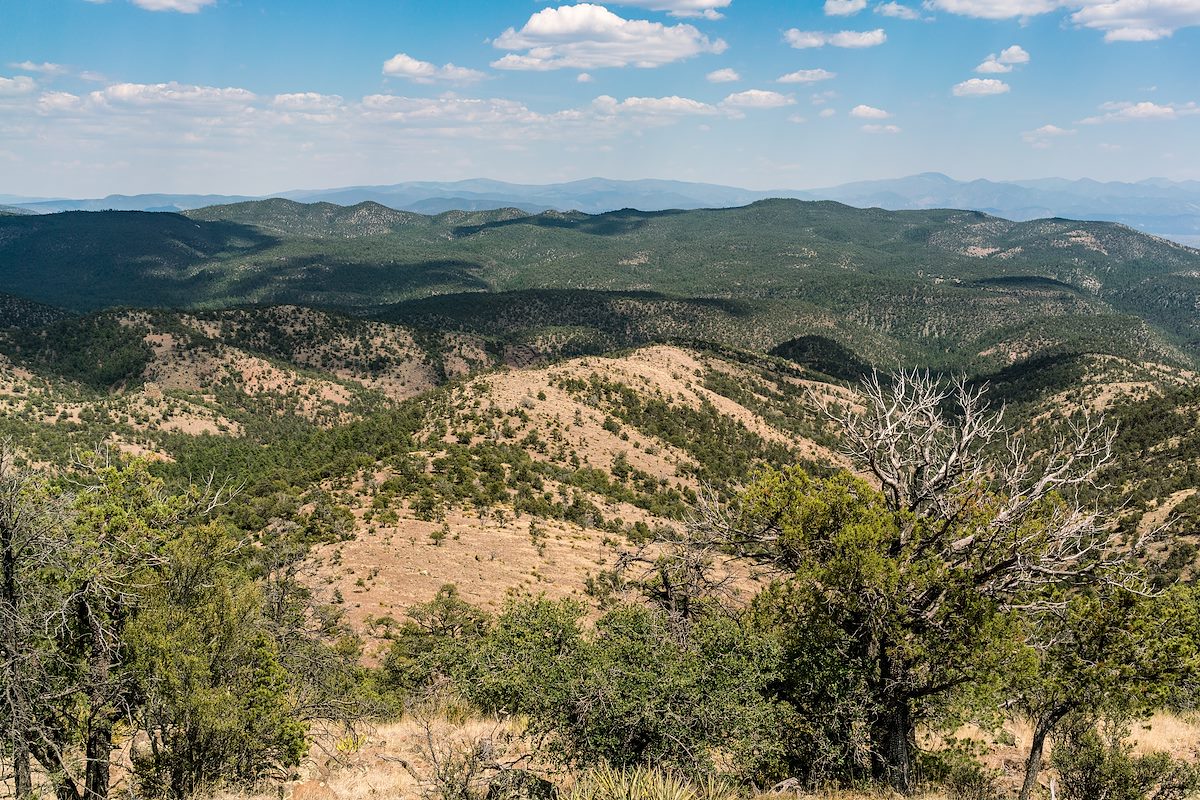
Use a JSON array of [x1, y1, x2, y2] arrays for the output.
[[1, 199, 1198, 372], [8, 174, 1199, 242]]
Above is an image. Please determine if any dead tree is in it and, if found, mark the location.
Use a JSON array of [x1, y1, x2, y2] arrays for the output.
[[693, 369, 1135, 793]]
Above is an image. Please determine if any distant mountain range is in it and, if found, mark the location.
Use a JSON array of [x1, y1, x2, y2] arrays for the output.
[[5, 174, 1200, 243]]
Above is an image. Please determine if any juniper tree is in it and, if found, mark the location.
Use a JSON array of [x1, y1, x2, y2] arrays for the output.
[[700, 370, 1136, 793]]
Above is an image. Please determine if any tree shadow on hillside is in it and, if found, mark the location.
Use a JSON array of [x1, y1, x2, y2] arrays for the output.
[[451, 208, 689, 238], [0, 212, 285, 311], [374, 289, 755, 327], [213, 257, 492, 307]]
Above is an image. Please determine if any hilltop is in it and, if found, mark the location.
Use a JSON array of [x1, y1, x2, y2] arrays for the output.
[[7, 174, 1200, 242]]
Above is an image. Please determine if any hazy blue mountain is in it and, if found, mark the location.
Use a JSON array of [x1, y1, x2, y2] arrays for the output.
[[794, 173, 1200, 241], [280, 177, 780, 214], [6, 175, 1200, 241], [13, 193, 257, 214]]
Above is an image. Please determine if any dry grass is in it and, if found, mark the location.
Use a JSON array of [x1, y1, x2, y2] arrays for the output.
[[198, 714, 1200, 800]]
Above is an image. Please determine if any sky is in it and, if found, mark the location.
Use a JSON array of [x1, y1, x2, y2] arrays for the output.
[[1, 0, 1198, 197]]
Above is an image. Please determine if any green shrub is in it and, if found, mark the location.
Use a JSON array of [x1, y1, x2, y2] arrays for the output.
[[1052, 718, 1200, 800]]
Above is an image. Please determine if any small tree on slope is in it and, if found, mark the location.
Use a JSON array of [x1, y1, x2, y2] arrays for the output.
[[702, 370, 1148, 793]]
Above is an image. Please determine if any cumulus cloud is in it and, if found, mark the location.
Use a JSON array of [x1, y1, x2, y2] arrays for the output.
[[952, 78, 1011, 96], [10, 61, 68, 76], [819, 107, 837, 117], [272, 92, 345, 111], [1022, 123, 1075, 147], [382, 53, 485, 83], [1079, 99, 1200, 123], [785, 28, 887, 47], [360, 94, 554, 130], [0, 75, 37, 96], [928, 0, 1200, 41], [594, 94, 719, 115], [975, 44, 1030, 73], [721, 89, 795, 108], [862, 123, 901, 133], [604, 0, 733, 19], [577, 72, 594, 83], [876, 2, 922, 18], [778, 68, 837, 83], [128, 0, 216, 11], [90, 81, 257, 109], [825, 0, 869, 15], [850, 103, 890, 118], [492, 4, 726, 70], [36, 91, 82, 113], [999, 44, 1031, 63], [924, 0, 1063, 19], [1071, 0, 1200, 41], [707, 68, 741, 82], [975, 58, 1011, 73]]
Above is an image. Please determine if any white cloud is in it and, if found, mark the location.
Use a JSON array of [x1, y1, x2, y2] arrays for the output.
[[819, 107, 837, 117], [594, 94, 719, 115], [707, 68, 741, 82], [1079, 100, 1200, 123], [360, 94, 552, 131], [577, 72, 594, 83], [975, 58, 1011, 73], [850, 103, 890, 118], [876, 2, 922, 18], [492, 4, 726, 70], [1022, 123, 1075, 147], [928, 0, 1200, 41], [862, 123, 901, 133], [825, 0, 869, 15], [788, 113, 807, 123], [785, 28, 887, 47], [272, 92, 344, 112], [604, 0, 732, 19], [0, 76, 38, 96], [89, 82, 257, 110], [128, 0, 216, 11], [952, 78, 1011, 96], [975, 44, 1029, 73], [778, 68, 837, 83], [382, 53, 485, 83], [721, 89, 795, 108], [36, 91, 82, 113], [923, 0, 1063, 19], [998, 44, 1031, 63], [811, 90, 838, 105], [1070, 0, 1200, 41], [10, 61, 68, 76]]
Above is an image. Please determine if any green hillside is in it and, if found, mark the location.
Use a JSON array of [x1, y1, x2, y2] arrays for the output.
[[0, 200, 1198, 372]]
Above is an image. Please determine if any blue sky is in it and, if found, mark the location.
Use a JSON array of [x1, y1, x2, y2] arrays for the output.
[[1, 0, 1198, 196]]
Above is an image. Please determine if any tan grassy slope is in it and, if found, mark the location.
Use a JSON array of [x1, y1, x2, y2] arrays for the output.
[[303, 344, 843, 642]]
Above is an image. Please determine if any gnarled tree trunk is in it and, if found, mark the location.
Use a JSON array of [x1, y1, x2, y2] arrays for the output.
[[83, 601, 114, 800]]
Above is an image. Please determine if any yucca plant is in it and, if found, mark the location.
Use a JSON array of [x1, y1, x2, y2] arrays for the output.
[[561, 766, 742, 800]]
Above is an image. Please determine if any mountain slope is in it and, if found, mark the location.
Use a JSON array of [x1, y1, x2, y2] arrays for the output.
[[2, 200, 1199, 369], [10, 174, 1200, 242]]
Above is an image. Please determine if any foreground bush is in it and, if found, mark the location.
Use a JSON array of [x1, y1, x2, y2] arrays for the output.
[[1052, 718, 1200, 800]]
